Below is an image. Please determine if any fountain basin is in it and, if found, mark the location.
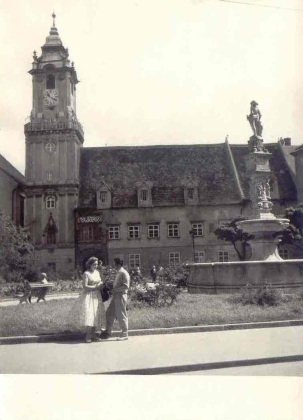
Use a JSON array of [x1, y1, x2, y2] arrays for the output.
[[187, 259, 303, 294]]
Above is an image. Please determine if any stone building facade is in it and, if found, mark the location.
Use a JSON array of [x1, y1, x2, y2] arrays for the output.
[[0, 154, 25, 226], [21, 17, 303, 274]]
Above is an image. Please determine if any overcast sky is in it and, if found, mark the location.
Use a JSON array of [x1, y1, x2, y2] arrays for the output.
[[1, 0, 303, 174]]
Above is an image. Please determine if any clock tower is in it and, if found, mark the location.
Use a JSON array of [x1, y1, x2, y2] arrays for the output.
[[24, 14, 84, 272]]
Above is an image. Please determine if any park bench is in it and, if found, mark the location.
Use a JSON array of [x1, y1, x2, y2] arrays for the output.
[[19, 283, 54, 304]]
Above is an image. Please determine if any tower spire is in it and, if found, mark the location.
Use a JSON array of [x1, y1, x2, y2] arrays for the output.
[[50, 12, 59, 36]]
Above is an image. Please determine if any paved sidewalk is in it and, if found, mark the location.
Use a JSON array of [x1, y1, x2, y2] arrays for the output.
[[0, 293, 79, 307], [0, 326, 302, 374]]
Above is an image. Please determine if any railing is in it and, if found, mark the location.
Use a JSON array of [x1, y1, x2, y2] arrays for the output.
[[24, 120, 84, 140]]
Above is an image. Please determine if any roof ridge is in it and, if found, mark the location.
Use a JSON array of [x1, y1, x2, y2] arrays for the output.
[[82, 143, 228, 151]]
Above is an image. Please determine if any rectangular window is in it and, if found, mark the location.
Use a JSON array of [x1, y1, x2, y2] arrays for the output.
[[108, 225, 120, 240], [169, 252, 180, 266], [191, 222, 204, 237], [140, 190, 148, 201], [128, 225, 140, 239], [187, 188, 195, 199], [194, 251, 205, 262], [100, 191, 107, 203], [46, 171, 53, 181], [278, 249, 289, 260], [46, 196, 56, 209], [218, 251, 229, 262], [168, 223, 179, 238], [129, 254, 140, 269], [148, 224, 160, 238], [81, 225, 94, 242]]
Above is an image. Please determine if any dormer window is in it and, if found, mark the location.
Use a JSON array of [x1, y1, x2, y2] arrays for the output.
[[96, 182, 112, 209], [100, 191, 107, 203], [140, 189, 148, 201], [46, 74, 55, 89], [187, 188, 195, 200], [137, 181, 152, 207], [183, 180, 198, 206]]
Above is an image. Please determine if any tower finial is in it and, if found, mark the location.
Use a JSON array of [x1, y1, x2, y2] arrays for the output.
[[49, 12, 59, 36], [52, 12, 56, 27]]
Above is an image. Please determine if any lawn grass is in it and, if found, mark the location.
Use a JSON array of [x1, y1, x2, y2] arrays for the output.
[[1, 291, 303, 337]]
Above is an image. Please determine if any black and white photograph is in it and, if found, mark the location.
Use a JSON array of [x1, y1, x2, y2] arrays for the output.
[[0, 0, 303, 418]]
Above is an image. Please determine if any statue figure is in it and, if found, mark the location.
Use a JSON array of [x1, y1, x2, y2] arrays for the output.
[[247, 100, 263, 138], [256, 179, 273, 212]]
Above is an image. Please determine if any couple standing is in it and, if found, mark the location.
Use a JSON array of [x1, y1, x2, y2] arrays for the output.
[[79, 256, 130, 343]]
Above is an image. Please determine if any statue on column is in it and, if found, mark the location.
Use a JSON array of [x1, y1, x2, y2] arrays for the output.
[[247, 101, 263, 138], [247, 101, 266, 152]]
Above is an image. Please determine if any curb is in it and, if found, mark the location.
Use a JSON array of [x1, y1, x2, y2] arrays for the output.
[[1, 319, 303, 345]]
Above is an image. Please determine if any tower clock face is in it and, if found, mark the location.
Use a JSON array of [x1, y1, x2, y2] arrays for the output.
[[43, 89, 58, 108]]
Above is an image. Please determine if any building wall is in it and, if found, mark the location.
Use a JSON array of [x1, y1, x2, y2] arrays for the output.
[[25, 132, 82, 185], [0, 156, 25, 225], [0, 167, 18, 216], [99, 202, 249, 271], [34, 246, 75, 273], [78, 198, 293, 273], [25, 189, 78, 245]]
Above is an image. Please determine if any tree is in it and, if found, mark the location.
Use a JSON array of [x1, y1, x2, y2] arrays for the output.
[[274, 204, 303, 258], [214, 217, 254, 261], [0, 210, 35, 282]]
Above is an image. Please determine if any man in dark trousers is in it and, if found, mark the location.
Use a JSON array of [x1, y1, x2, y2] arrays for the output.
[[101, 258, 130, 341]]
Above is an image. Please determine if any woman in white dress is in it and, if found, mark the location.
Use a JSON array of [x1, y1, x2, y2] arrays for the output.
[[81, 256, 104, 343]]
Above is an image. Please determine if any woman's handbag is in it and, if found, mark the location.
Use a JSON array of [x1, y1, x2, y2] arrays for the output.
[[101, 284, 110, 302]]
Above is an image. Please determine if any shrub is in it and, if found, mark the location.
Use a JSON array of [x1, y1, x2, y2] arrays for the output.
[[0, 210, 36, 281], [129, 282, 182, 308], [0, 282, 24, 297], [162, 265, 190, 287], [239, 283, 285, 306]]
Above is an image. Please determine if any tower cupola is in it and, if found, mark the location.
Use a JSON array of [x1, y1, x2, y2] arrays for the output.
[[26, 12, 82, 141]]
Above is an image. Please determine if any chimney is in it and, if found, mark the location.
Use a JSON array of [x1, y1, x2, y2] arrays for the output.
[[283, 138, 291, 146]]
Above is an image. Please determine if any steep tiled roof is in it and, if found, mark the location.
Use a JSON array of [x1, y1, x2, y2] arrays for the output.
[[230, 143, 297, 201], [267, 144, 297, 201], [79, 144, 243, 208], [0, 154, 24, 183]]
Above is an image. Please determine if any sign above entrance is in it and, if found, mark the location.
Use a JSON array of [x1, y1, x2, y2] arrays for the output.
[[79, 216, 102, 223]]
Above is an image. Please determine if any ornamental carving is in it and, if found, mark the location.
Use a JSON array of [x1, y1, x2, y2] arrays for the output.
[[79, 216, 102, 223], [256, 179, 273, 212]]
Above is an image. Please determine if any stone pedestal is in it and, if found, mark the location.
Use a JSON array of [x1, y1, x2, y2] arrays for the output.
[[237, 218, 289, 261]]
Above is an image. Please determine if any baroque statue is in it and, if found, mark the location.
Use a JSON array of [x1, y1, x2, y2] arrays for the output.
[[247, 101, 267, 152], [247, 100, 263, 138]]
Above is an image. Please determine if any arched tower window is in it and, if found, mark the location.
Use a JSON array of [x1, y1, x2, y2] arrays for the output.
[[46, 74, 56, 89], [44, 213, 58, 245]]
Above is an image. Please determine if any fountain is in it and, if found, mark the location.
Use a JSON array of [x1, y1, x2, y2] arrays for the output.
[[187, 101, 303, 294]]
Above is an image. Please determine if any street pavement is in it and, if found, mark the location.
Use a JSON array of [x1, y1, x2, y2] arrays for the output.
[[0, 325, 302, 374]]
